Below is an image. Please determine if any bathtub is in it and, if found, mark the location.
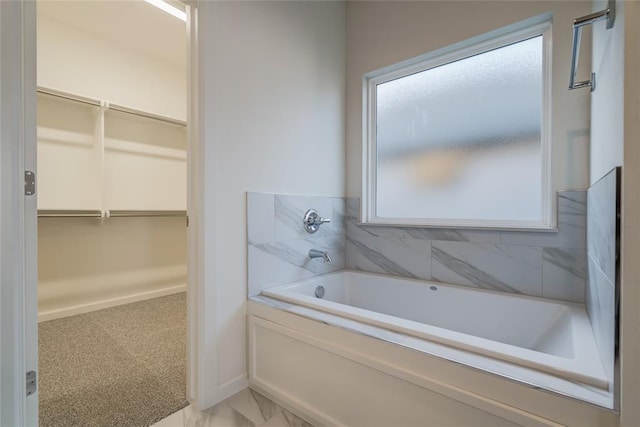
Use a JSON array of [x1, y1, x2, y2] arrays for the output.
[[262, 270, 608, 390]]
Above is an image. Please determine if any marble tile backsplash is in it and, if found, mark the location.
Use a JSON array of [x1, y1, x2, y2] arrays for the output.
[[247, 185, 617, 395], [430, 241, 542, 295], [345, 191, 588, 302], [586, 167, 620, 384], [248, 190, 588, 303], [247, 192, 346, 296]]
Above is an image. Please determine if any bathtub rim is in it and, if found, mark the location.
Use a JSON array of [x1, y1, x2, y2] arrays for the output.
[[262, 269, 609, 390], [248, 297, 617, 418]]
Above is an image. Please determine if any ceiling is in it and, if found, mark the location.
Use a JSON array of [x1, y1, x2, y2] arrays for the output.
[[37, 0, 187, 68]]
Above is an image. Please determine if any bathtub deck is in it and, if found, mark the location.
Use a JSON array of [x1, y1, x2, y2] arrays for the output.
[[262, 270, 608, 391], [250, 295, 613, 409]]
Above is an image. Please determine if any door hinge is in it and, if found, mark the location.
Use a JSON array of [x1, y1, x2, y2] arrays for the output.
[[26, 371, 36, 396], [24, 171, 35, 196], [186, 215, 189, 227]]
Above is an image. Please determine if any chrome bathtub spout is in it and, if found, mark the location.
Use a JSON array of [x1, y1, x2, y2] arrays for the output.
[[309, 249, 332, 263]]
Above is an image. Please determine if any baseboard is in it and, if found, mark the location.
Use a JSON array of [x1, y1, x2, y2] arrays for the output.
[[188, 373, 249, 412], [38, 284, 187, 322], [249, 382, 333, 426], [217, 373, 249, 403]]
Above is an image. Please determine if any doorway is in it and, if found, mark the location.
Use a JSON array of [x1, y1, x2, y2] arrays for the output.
[[35, 1, 189, 425]]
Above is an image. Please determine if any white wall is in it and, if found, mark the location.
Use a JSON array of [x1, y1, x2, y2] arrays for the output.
[[38, 217, 187, 320], [620, 1, 640, 425], [590, 0, 624, 184], [37, 12, 186, 120], [346, 1, 593, 200], [196, 0, 346, 405], [587, 3, 640, 424]]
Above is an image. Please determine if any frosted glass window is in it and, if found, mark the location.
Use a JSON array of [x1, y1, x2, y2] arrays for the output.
[[364, 21, 551, 229]]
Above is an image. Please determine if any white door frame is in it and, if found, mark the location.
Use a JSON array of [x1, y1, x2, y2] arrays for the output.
[[185, 1, 219, 410], [1, 1, 223, 424], [186, 1, 242, 409], [0, 0, 37, 425]]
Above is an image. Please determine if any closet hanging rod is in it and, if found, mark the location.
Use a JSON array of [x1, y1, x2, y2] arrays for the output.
[[38, 210, 103, 218], [36, 86, 187, 127], [108, 210, 186, 217], [37, 87, 101, 107], [37, 210, 186, 218], [108, 104, 186, 127]]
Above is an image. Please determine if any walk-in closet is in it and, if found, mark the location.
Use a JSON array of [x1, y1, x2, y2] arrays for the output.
[[36, 1, 188, 425]]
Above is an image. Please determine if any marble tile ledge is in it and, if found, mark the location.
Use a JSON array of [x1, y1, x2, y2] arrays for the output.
[[151, 388, 314, 427]]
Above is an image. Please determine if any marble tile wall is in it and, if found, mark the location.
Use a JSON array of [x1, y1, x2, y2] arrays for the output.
[[248, 190, 588, 302], [586, 167, 620, 384], [247, 192, 346, 296], [346, 191, 588, 302]]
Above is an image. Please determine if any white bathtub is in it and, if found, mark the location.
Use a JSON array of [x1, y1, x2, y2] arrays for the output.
[[262, 270, 608, 390]]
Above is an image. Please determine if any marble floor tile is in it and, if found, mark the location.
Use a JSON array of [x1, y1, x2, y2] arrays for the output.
[[224, 388, 268, 425], [152, 409, 185, 427], [183, 402, 256, 427], [155, 389, 314, 427], [261, 412, 294, 427]]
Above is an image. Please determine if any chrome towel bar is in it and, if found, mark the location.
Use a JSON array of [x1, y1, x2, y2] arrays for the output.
[[569, 0, 615, 91]]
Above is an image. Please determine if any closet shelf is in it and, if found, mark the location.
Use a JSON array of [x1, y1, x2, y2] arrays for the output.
[[37, 86, 186, 127], [38, 210, 187, 218]]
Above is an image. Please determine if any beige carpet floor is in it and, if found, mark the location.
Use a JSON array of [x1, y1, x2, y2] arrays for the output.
[[38, 293, 188, 427]]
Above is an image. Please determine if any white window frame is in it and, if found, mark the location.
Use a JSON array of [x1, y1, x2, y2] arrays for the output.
[[361, 14, 553, 230]]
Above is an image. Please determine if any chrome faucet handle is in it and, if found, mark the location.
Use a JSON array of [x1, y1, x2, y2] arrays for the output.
[[303, 209, 331, 234]]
